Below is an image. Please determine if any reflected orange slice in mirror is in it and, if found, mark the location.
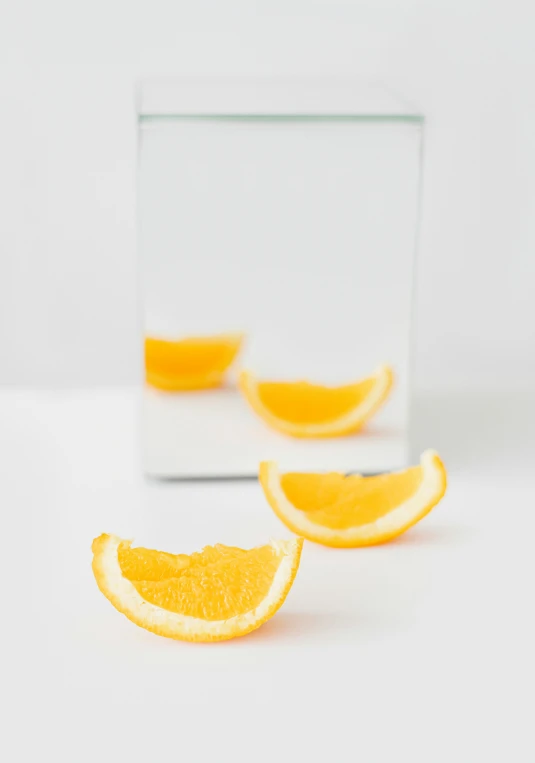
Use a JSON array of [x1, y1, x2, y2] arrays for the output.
[[239, 365, 393, 437], [145, 333, 244, 391]]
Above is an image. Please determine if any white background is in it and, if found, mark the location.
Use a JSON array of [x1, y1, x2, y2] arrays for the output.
[[1, 0, 534, 393], [1, 5, 534, 761]]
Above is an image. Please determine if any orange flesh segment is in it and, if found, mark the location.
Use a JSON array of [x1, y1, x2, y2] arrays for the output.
[[280, 467, 423, 530], [145, 335, 242, 380], [256, 377, 376, 424], [118, 542, 281, 621]]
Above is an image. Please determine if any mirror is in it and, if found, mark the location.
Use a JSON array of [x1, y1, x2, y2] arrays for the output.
[[138, 81, 423, 478]]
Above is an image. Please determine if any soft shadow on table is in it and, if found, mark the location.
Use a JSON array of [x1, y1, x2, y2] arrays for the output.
[[388, 523, 476, 547], [231, 611, 364, 646]]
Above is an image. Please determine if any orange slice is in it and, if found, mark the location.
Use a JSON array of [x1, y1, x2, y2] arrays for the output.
[[92, 534, 303, 642], [259, 450, 447, 547], [239, 365, 393, 437], [145, 333, 244, 391]]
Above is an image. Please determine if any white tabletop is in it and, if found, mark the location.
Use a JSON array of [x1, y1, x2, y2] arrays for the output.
[[2, 388, 532, 762]]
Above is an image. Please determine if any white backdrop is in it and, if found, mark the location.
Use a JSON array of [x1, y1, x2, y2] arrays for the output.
[[1, 0, 534, 392]]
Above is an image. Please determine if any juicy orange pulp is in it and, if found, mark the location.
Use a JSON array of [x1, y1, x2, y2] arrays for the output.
[[280, 467, 422, 530], [118, 541, 280, 621], [256, 377, 377, 424]]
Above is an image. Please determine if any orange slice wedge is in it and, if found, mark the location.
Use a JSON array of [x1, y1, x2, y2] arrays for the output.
[[92, 534, 303, 642], [239, 365, 393, 437], [145, 333, 244, 391], [259, 450, 447, 547]]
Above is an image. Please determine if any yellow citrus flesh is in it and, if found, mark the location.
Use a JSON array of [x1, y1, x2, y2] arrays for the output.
[[239, 365, 393, 437], [92, 534, 303, 641], [259, 450, 447, 547], [145, 333, 244, 391]]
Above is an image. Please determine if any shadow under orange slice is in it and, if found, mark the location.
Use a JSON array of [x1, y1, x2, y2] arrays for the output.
[[239, 365, 393, 438], [145, 333, 244, 391]]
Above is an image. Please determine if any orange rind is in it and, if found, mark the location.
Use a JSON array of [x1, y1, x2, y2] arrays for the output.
[[259, 450, 447, 547], [239, 365, 393, 437], [92, 533, 303, 642]]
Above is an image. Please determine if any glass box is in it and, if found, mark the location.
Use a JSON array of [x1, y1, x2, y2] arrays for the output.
[[137, 80, 423, 478]]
